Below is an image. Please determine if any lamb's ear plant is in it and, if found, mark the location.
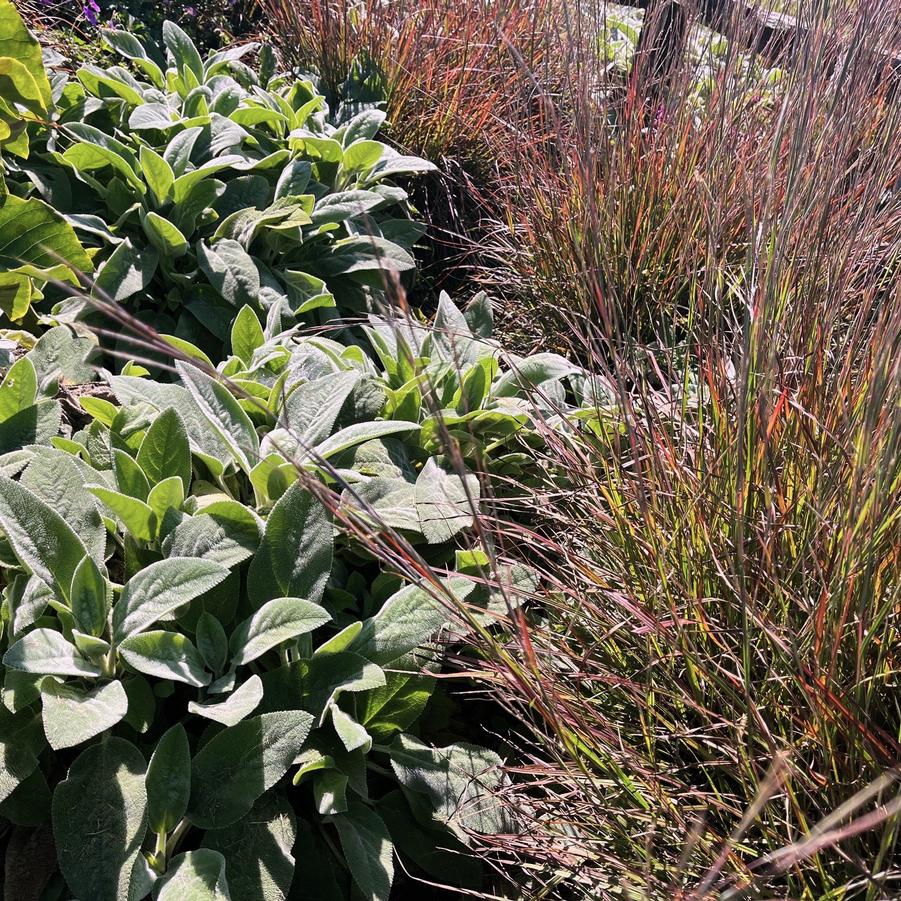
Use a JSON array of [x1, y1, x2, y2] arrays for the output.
[[2, 14, 434, 359], [0, 286, 611, 900]]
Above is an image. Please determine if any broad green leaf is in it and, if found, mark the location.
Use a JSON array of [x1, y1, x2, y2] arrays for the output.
[[0, 357, 37, 420], [493, 352, 580, 397], [281, 370, 360, 447], [130, 101, 177, 129], [313, 235, 415, 277], [464, 291, 493, 338], [0, 194, 92, 275], [4, 628, 101, 677], [347, 577, 477, 665], [314, 769, 348, 815], [163, 504, 261, 567], [93, 238, 159, 303], [76, 65, 144, 105], [341, 109, 386, 145], [118, 630, 210, 687], [203, 792, 296, 901], [195, 610, 229, 673], [52, 738, 147, 901], [7, 574, 52, 637], [414, 458, 479, 544], [88, 484, 156, 542], [0, 766, 51, 828], [137, 406, 193, 494], [387, 734, 506, 833], [332, 799, 394, 901], [367, 154, 436, 180], [162, 20, 204, 81], [196, 238, 260, 308], [101, 28, 165, 87], [108, 375, 233, 471], [310, 189, 383, 226], [123, 676, 156, 734], [113, 448, 150, 500], [0, 705, 45, 803], [146, 723, 191, 834], [112, 556, 230, 639], [155, 849, 231, 901], [361, 667, 434, 741], [162, 333, 215, 368], [274, 159, 311, 199], [230, 305, 265, 365], [331, 705, 371, 753], [148, 476, 185, 521], [71, 629, 111, 658], [25, 325, 96, 393], [140, 145, 175, 206], [341, 142, 384, 174], [247, 482, 332, 606], [0, 399, 61, 454], [188, 674, 263, 726], [310, 420, 421, 462], [177, 360, 260, 473], [40, 678, 128, 750], [21, 447, 106, 561], [143, 211, 189, 257], [230, 597, 330, 666], [289, 652, 385, 722], [281, 269, 335, 314], [63, 141, 144, 191], [0, 0, 52, 114], [187, 711, 314, 829], [164, 126, 203, 175]]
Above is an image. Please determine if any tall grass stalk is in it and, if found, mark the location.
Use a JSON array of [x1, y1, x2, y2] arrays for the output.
[[455, 1, 901, 896]]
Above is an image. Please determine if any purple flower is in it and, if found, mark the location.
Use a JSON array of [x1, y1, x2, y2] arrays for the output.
[[82, 0, 100, 26]]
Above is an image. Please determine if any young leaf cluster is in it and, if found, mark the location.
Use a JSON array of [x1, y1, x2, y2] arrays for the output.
[[0, 280, 608, 899], [1, 19, 434, 357]]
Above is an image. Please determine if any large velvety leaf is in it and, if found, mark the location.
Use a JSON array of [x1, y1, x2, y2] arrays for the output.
[[0, 400, 61, 454], [40, 679, 128, 750], [332, 799, 394, 901], [163, 504, 261, 568], [0, 195, 92, 273], [177, 360, 260, 473], [387, 733, 506, 834], [162, 20, 204, 81], [0, 0, 52, 113], [347, 577, 477, 665], [52, 738, 148, 901], [22, 447, 106, 562], [187, 711, 314, 829], [414, 458, 479, 544], [188, 674, 263, 726], [0, 476, 90, 600], [247, 482, 333, 607], [93, 238, 158, 302], [281, 370, 359, 447], [113, 557, 230, 639], [4, 628, 102, 678], [203, 792, 296, 901], [118, 630, 211, 687], [230, 597, 330, 666], [137, 406, 192, 494], [146, 724, 191, 834], [196, 238, 260, 308], [0, 705, 45, 804], [155, 849, 231, 901]]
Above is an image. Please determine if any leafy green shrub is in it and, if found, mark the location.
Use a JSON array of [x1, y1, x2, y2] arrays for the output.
[[2, 17, 434, 359], [0, 284, 602, 900]]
